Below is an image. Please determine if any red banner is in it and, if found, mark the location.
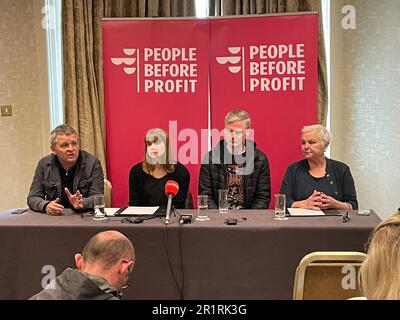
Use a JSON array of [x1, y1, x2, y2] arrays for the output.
[[210, 14, 318, 204], [103, 19, 209, 206], [103, 14, 318, 207]]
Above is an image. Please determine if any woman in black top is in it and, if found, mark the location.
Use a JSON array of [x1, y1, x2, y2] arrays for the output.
[[280, 124, 358, 210], [129, 128, 189, 210]]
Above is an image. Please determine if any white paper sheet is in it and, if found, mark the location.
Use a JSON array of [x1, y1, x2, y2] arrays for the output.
[[287, 208, 325, 216], [105, 206, 159, 216]]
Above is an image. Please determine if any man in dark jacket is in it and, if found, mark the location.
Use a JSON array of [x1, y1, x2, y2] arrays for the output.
[[27, 124, 104, 215], [30, 230, 135, 300], [199, 110, 271, 209]]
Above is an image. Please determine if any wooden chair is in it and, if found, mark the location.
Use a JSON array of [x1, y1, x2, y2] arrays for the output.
[[293, 251, 367, 300]]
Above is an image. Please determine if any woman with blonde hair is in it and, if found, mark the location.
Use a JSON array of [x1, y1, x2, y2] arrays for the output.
[[129, 128, 189, 210], [280, 124, 358, 210], [359, 210, 400, 299]]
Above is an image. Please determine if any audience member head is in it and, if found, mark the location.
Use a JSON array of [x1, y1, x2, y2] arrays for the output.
[[74, 230, 135, 291], [359, 210, 400, 299], [142, 128, 174, 174], [49, 124, 80, 170]]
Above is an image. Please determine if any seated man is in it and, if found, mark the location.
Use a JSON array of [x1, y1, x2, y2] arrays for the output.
[[199, 109, 271, 209], [30, 230, 135, 300], [27, 124, 104, 215]]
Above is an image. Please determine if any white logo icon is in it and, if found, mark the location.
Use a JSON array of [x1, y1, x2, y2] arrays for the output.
[[111, 49, 137, 75], [216, 47, 242, 73], [216, 47, 246, 91]]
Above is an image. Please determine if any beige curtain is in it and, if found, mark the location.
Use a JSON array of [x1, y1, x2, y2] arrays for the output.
[[208, 0, 328, 125], [62, 0, 196, 177]]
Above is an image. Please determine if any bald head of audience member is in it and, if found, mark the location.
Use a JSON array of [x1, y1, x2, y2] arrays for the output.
[[75, 230, 135, 291]]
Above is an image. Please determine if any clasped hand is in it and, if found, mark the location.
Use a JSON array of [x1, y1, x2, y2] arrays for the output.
[[304, 190, 339, 210]]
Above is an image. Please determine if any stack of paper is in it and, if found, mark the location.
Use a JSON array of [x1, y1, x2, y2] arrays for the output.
[[287, 208, 325, 217], [105, 206, 159, 216]]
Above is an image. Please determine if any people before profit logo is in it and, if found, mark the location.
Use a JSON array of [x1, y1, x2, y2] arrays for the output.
[[111, 48, 137, 75], [216, 47, 243, 74], [216, 44, 307, 93], [111, 47, 199, 93]]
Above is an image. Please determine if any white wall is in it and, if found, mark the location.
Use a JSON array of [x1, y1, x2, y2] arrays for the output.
[[0, 0, 50, 211], [330, 0, 400, 218]]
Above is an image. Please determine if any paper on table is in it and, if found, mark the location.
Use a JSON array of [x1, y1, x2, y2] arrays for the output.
[[287, 208, 325, 216], [105, 206, 159, 216]]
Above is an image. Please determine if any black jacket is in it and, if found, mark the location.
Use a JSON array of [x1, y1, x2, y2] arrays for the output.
[[279, 158, 358, 209], [199, 140, 271, 209]]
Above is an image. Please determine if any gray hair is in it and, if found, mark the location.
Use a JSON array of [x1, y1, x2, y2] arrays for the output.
[[224, 109, 251, 129], [302, 124, 331, 150], [49, 124, 79, 147]]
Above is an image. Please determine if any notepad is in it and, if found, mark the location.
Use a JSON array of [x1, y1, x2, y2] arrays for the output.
[[287, 208, 325, 217], [105, 206, 159, 216]]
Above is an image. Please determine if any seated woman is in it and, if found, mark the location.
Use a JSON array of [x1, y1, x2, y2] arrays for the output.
[[359, 210, 400, 299], [129, 128, 190, 211], [280, 124, 358, 210]]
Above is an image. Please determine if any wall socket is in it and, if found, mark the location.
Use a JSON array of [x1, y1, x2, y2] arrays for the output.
[[1, 105, 12, 116]]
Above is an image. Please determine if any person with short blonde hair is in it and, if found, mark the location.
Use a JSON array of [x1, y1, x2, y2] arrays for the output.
[[30, 230, 135, 300], [129, 128, 190, 210], [199, 109, 271, 209], [359, 210, 400, 299], [280, 124, 357, 210], [225, 109, 251, 129]]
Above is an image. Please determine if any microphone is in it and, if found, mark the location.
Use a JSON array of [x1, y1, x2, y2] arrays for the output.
[[165, 180, 179, 225]]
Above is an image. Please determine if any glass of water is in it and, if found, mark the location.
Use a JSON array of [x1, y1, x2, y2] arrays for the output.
[[218, 189, 229, 214], [274, 193, 287, 221], [196, 195, 210, 221], [93, 194, 107, 221]]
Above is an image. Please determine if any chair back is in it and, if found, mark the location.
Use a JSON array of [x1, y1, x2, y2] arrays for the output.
[[104, 179, 112, 207], [293, 251, 367, 300]]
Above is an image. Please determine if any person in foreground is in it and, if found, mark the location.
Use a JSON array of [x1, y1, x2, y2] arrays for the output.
[[359, 210, 400, 300], [27, 124, 104, 215], [280, 124, 358, 210], [129, 128, 189, 210], [30, 230, 135, 300], [199, 109, 271, 209]]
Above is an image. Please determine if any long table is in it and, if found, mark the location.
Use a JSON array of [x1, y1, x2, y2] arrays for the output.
[[0, 209, 380, 300]]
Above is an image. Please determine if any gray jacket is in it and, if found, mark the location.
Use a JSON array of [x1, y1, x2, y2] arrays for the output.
[[27, 150, 104, 212], [29, 268, 121, 300]]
